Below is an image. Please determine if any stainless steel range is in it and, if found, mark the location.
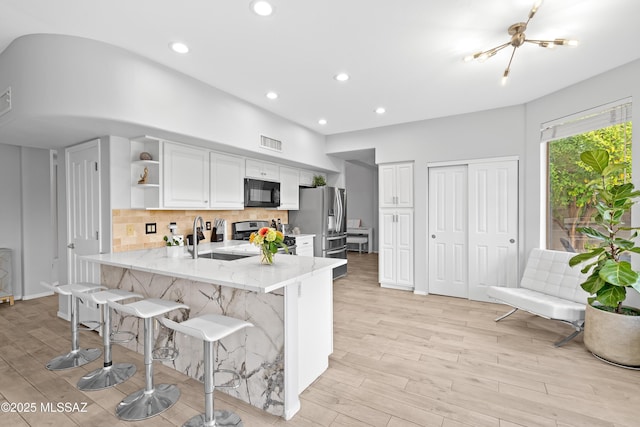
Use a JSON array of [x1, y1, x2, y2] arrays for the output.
[[231, 221, 297, 253]]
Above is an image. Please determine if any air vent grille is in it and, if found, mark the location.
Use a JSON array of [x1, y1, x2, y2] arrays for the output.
[[260, 135, 282, 152], [0, 87, 11, 117]]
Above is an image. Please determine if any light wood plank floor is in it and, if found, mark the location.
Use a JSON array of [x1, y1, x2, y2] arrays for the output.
[[1, 253, 639, 426]]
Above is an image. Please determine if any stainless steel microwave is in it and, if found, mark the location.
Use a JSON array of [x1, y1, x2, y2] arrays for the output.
[[244, 178, 280, 208]]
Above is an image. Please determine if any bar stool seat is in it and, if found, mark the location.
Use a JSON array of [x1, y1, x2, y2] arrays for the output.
[[41, 281, 106, 370], [162, 314, 253, 427], [71, 288, 142, 391], [108, 298, 188, 421]]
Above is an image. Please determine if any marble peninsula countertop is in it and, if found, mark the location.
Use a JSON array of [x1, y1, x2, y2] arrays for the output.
[[81, 240, 345, 293]]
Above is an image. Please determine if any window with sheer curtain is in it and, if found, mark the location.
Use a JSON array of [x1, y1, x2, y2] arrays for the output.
[[543, 100, 632, 252]]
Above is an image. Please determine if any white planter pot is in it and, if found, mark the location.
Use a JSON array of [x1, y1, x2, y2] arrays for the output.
[[584, 303, 640, 367], [166, 246, 184, 258]]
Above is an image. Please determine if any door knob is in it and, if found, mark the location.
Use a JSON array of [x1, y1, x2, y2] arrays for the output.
[[431, 234, 436, 239], [509, 239, 515, 244], [67, 243, 75, 249]]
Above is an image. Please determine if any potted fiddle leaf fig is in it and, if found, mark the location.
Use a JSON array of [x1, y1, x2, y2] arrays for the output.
[[569, 150, 640, 367]]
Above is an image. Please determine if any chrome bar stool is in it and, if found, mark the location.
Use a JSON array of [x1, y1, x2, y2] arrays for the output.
[[71, 288, 142, 391], [40, 281, 105, 370], [108, 298, 188, 421], [161, 314, 253, 427]]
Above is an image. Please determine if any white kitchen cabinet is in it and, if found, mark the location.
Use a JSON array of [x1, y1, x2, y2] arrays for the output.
[[210, 152, 245, 209], [379, 162, 413, 208], [379, 208, 413, 290], [246, 159, 279, 182], [295, 235, 314, 257], [130, 136, 162, 209], [298, 170, 314, 187], [299, 170, 327, 188], [279, 166, 300, 210], [163, 141, 210, 208]]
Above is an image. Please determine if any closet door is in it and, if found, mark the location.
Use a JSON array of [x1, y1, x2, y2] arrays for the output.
[[428, 165, 468, 298], [467, 160, 518, 301]]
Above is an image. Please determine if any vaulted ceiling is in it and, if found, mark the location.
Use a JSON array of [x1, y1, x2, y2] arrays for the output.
[[1, 0, 639, 136]]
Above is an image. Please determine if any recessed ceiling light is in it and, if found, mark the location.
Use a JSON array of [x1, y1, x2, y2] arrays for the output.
[[169, 42, 189, 54], [266, 91, 279, 100], [334, 73, 350, 82], [251, 1, 274, 16], [318, 119, 328, 125], [375, 107, 386, 115]]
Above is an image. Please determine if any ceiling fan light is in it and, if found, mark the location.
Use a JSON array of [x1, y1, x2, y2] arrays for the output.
[[501, 69, 510, 86], [567, 39, 579, 47], [529, 0, 544, 18]]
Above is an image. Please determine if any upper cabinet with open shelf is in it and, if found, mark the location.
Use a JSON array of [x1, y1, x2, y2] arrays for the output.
[[130, 136, 162, 208], [129, 136, 327, 210]]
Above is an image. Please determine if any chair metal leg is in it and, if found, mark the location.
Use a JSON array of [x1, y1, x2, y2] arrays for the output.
[[46, 294, 101, 371], [115, 317, 180, 421], [183, 341, 243, 427], [553, 321, 585, 347], [494, 307, 518, 322], [553, 328, 583, 347], [77, 303, 136, 390]]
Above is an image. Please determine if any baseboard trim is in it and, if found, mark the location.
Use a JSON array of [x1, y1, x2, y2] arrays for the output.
[[380, 283, 414, 292]]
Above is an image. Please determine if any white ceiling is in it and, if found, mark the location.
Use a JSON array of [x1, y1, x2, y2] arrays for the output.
[[1, 0, 639, 138]]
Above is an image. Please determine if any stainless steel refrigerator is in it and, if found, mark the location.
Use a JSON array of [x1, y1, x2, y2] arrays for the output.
[[289, 186, 347, 279]]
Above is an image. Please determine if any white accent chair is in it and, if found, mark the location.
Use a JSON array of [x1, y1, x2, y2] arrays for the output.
[[486, 248, 590, 347]]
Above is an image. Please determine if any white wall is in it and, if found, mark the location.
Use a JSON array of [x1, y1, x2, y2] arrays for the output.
[[21, 147, 53, 298], [0, 144, 53, 299], [0, 34, 340, 173], [525, 58, 640, 307], [345, 162, 378, 251], [328, 106, 526, 294], [0, 144, 23, 298], [328, 58, 640, 298]]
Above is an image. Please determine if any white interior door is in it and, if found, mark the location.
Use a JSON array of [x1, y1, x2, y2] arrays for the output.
[[468, 160, 518, 301], [66, 139, 101, 285], [428, 165, 468, 298]]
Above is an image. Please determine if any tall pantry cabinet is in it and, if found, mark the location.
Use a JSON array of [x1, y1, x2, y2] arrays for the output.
[[378, 162, 414, 290]]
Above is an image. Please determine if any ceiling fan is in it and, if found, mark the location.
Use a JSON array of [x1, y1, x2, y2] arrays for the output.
[[464, 0, 578, 85]]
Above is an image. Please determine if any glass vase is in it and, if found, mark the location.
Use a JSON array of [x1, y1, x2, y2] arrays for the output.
[[261, 246, 274, 265]]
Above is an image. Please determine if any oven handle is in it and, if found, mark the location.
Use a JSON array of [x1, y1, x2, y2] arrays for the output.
[[326, 246, 347, 255]]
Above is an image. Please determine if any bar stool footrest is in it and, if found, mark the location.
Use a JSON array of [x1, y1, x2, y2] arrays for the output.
[[152, 346, 179, 361], [78, 320, 101, 332], [214, 369, 241, 389], [110, 330, 136, 344]]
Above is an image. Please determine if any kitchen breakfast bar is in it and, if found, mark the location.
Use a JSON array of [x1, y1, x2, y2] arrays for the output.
[[82, 242, 346, 420]]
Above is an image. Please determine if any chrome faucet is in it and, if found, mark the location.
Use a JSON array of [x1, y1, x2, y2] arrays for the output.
[[188, 216, 205, 259]]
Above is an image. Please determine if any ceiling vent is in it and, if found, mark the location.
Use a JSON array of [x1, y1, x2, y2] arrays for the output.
[[0, 87, 11, 118], [260, 135, 283, 152]]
